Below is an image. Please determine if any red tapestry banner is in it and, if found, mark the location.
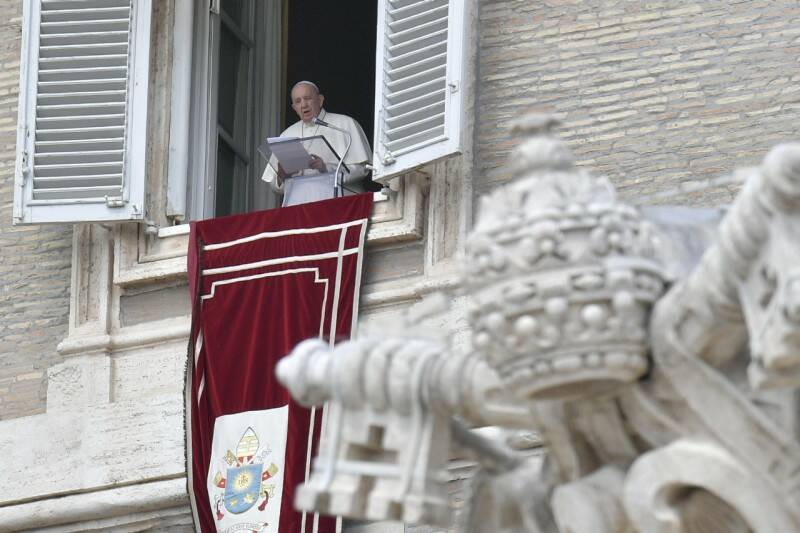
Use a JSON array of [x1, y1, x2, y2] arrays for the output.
[[186, 194, 373, 533]]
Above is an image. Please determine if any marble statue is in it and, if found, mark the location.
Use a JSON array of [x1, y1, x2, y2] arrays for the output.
[[276, 114, 800, 532]]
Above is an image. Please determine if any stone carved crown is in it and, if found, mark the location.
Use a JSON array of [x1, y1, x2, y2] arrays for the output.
[[464, 114, 667, 401]]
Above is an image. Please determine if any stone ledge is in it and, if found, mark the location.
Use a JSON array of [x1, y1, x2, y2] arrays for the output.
[[57, 318, 190, 356], [0, 392, 185, 505], [0, 477, 188, 533]]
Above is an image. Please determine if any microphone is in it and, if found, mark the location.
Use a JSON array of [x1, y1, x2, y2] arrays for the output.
[[311, 116, 352, 197]]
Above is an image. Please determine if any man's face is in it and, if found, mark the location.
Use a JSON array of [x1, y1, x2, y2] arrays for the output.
[[291, 84, 324, 123]]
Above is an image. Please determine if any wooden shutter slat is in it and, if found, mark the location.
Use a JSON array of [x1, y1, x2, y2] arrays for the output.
[[385, 100, 445, 127], [387, 0, 445, 17], [42, 0, 130, 10], [386, 125, 445, 153], [384, 88, 445, 116], [385, 112, 445, 140], [38, 67, 126, 82], [33, 174, 122, 186], [36, 138, 124, 152], [387, 52, 446, 80], [40, 31, 128, 47], [33, 161, 122, 175], [38, 79, 126, 93], [36, 114, 125, 130], [388, 40, 446, 67], [33, 185, 121, 201], [385, 75, 446, 105], [41, 7, 129, 23], [387, 29, 447, 62], [36, 147, 124, 156], [36, 102, 126, 118], [386, 64, 446, 93], [38, 89, 126, 105], [35, 149, 124, 165], [40, 19, 130, 33], [35, 126, 125, 142], [388, 4, 447, 33], [40, 55, 128, 70], [39, 43, 129, 58], [390, 6, 447, 36]]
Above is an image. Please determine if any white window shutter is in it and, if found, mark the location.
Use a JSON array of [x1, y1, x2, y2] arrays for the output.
[[371, 0, 466, 182], [13, 0, 152, 224]]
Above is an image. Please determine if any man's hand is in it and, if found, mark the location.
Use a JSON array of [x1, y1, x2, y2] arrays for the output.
[[277, 163, 288, 186], [309, 154, 325, 171]]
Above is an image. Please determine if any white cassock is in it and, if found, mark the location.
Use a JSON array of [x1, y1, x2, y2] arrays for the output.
[[261, 109, 371, 206]]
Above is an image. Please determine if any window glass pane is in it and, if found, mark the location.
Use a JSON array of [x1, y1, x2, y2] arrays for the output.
[[217, 23, 245, 136], [215, 138, 248, 216], [214, 0, 255, 218], [221, 0, 247, 30]]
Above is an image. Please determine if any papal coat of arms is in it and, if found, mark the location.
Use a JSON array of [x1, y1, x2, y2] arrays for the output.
[[213, 427, 279, 517], [207, 407, 288, 533]]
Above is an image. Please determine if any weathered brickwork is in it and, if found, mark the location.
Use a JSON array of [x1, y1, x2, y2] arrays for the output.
[[476, 0, 800, 206], [0, 0, 72, 420]]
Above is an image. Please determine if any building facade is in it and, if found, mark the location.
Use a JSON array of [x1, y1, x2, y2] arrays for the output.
[[1, 0, 799, 531]]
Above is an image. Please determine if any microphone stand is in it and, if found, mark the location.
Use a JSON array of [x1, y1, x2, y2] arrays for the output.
[[312, 117, 352, 197]]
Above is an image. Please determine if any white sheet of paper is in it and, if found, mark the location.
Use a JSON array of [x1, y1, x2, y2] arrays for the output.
[[268, 137, 310, 175]]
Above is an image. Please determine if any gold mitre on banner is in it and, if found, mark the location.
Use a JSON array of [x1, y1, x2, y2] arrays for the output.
[[464, 114, 667, 401]]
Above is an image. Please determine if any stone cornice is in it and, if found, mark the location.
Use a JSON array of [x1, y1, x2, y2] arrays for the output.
[[0, 477, 188, 532]]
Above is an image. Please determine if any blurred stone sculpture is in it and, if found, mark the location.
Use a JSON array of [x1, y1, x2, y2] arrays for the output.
[[276, 114, 800, 532]]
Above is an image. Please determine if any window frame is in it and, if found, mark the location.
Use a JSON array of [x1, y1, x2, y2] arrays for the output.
[[182, 0, 281, 222]]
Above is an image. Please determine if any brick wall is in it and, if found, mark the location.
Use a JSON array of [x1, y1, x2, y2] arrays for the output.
[[0, 0, 72, 420], [476, 0, 800, 206]]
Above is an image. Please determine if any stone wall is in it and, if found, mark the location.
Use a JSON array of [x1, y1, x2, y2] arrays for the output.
[[1, 0, 799, 528], [476, 0, 800, 206], [0, 0, 72, 421], [6, 0, 795, 426]]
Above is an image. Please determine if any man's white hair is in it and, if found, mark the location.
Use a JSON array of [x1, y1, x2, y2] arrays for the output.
[[291, 80, 320, 95]]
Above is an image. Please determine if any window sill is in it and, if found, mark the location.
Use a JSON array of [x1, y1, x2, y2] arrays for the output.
[[114, 174, 426, 288], [157, 224, 190, 238]]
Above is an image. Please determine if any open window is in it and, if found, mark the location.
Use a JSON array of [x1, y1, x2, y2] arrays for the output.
[[284, 1, 378, 146], [178, 0, 466, 221], [184, 0, 379, 221], [14, 0, 467, 225]]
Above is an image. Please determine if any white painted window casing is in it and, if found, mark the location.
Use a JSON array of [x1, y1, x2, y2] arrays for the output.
[[166, 0, 194, 221], [183, 0, 281, 221], [13, 0, 152, 224], [371, 0, 466, 183]]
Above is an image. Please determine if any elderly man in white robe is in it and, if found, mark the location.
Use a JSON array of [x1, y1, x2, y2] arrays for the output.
[[261, 81, 372, 206]]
